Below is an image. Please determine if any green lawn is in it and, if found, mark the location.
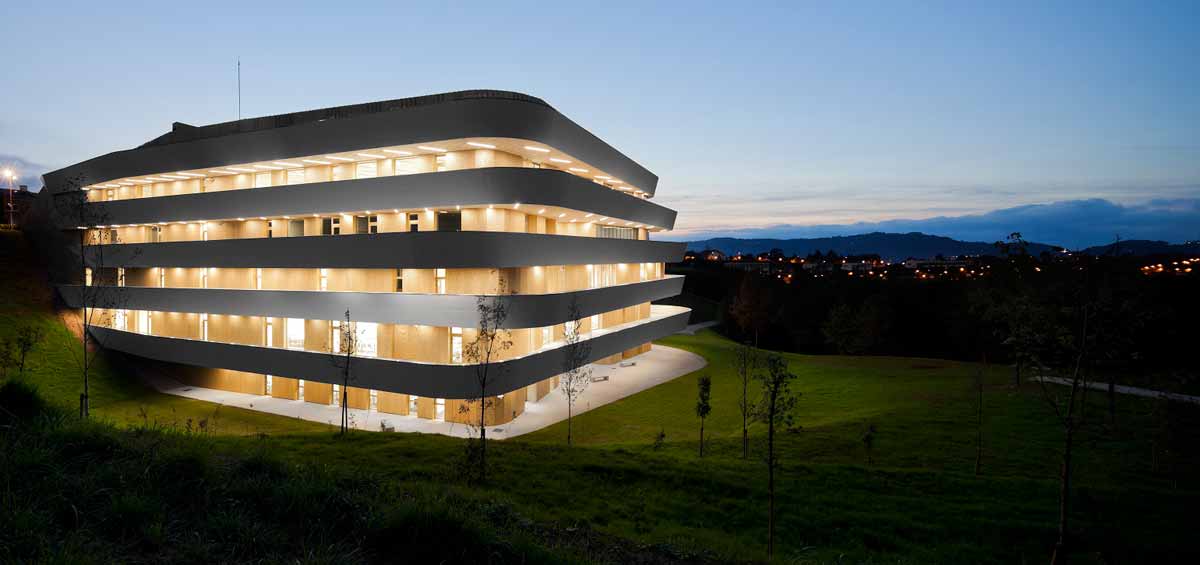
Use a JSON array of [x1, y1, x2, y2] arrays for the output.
[[3, 230, 1198, 563]]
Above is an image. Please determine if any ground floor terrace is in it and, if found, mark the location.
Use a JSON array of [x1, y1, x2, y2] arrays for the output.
[[130, 344, 704, 437]]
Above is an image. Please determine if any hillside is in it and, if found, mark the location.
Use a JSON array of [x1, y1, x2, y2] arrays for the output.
[[2, 230, 1198, 563], [686, 232, 1059, 260]]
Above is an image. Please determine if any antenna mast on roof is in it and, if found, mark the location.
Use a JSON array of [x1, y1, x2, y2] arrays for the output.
[[237, 57, 242, 120]]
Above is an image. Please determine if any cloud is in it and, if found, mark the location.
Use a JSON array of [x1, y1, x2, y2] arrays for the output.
[[0, 154, 52, 191], [664, 198, 1200, 249]]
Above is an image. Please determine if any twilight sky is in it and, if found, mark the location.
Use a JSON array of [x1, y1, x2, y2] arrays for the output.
[[2, 0, 1197, 247]]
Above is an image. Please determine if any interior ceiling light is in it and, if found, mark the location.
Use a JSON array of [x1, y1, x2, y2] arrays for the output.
[[524, 146, 550, 153], [418, 145, 447, 153], [383, 149, 411, 156], [513, 203, 520, 209], [585, 213, 594, 218], [537, 208, 546, 214], [177, 172, 205, 178], [466, 142, 496, 149], [548, 157, 571, 164], [273, 161, 302, 167], [253, 164, 278, 170], [229, 167, 256, 173], [595, 175, 611, 180], [326, 155, 354, 161], [237, 217, 246, 221], [598, 217, 608, 221], [357, 153, 386, 159], [301, 159, 331, 165], [209, 169, 237, 174], [568, 167, 588, 173], [558, 213, 566, 218]]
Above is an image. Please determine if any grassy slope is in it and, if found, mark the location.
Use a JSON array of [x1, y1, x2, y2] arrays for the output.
[[0, 231, 330, 434], [3, 230, 1198, 563]]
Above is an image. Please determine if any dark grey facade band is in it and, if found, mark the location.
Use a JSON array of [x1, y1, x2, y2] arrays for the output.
[[86, 231, 686, 269], [88, 307, 691, 399], [59, 275, 684, 328], [78, 167, 677, 229], [42, 90, 659, 196]]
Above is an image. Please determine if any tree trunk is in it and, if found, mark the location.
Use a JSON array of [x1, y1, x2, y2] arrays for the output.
[[1107, 380, 1116, 430], [79, 229, 90, 419], [1013, 359, 1022, 388], [699, 418, 705, 457], [767, 395, 776, 560], [480, 385, 487, 484], [567, 403, 572, 446], [976, 359, 985, 476], [1051, 421, 1075, 565]]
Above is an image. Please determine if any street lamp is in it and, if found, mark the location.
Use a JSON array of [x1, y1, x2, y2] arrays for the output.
[[3, 169, 15, 227]]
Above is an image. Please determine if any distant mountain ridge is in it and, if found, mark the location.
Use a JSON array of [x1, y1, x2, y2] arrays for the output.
[[686, 232, 1200, 261], [685, 232, 1058, 261]]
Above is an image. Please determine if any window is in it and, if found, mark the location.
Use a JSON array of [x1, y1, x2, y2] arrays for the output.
[[158, 268, 165, 288], [356, 322, 378, 358], [589, 264, 615, 288], [255, 268, 262, 290], [408, 213, 420, 232], [319, 268, 328, 291], [149, 225, 162, 243], [117, 267, 125, 287], [85, 267, 92, 286], [597, 225, 637, 240], [436, 268, 446, 294], [451, 327, 463, 363], [355, 216, 368, 234], [332, 320, 343, 354], [355, 161, 377, 179], [437, 211, 462, 232], [201, 222, 208, 241], [288, 219, 305, 237], [286, 318, 305, 350], [321, 217, 340, 235], [369, 215, 378, 234], [254, 172, 272, 188], [267, 220, 274, 238], [201, 268, 208, 289], [265, 319, 274, 347], [114, 309, 127, 331], [394, 157, 424, 175], [286, 168, 305, 185], [105, 189, 114, 201], [591, 314, 602, 332], [138, 310, 151, 335], [394, 269, 404, 292], [200, 313, 208, 341], [541, 326, 552, 346]]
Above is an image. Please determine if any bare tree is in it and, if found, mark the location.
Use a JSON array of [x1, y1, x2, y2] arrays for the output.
[[755, 353, 799, 560], [0, 337, 17, 379], [696, 374, 712, 457], [463, 283, 513, 484], [729, 274, 770, 347], [734, 340, 758, 459], [558, 296, 591, 446], [329, 309, 358, 436], [13, 325, 45, 378], [974, 354, 987, 476], [53, 185, 135, 418]]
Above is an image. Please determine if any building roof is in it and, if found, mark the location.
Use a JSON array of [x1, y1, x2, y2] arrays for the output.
[[140, 90, 549, 148]]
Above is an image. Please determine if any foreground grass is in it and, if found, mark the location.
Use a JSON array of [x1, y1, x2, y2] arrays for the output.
[[4, 230, 1198, 562]]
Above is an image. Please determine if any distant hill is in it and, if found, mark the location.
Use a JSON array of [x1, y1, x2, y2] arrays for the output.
[[685, 232, 1059, 260], [1078, 239, 1200, 257]]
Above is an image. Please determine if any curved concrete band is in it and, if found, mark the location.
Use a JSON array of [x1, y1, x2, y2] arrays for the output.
[[85, 231, 686, 269], [43, 93, 658, 196], [59, 275, 684, 328], [88, 305, 691, 399], [81, 168, 676, 230]]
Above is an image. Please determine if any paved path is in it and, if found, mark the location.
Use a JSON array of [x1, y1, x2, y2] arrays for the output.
[[145, 345, 707, 439], [1035, 376, 1200, 406], [677, 321, 719, 335]]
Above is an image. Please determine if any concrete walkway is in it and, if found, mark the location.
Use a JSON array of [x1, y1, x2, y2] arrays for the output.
[[145, 345, 706, 439], [677, 321, 719, 335], [1035, 376, 1200, 406]]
